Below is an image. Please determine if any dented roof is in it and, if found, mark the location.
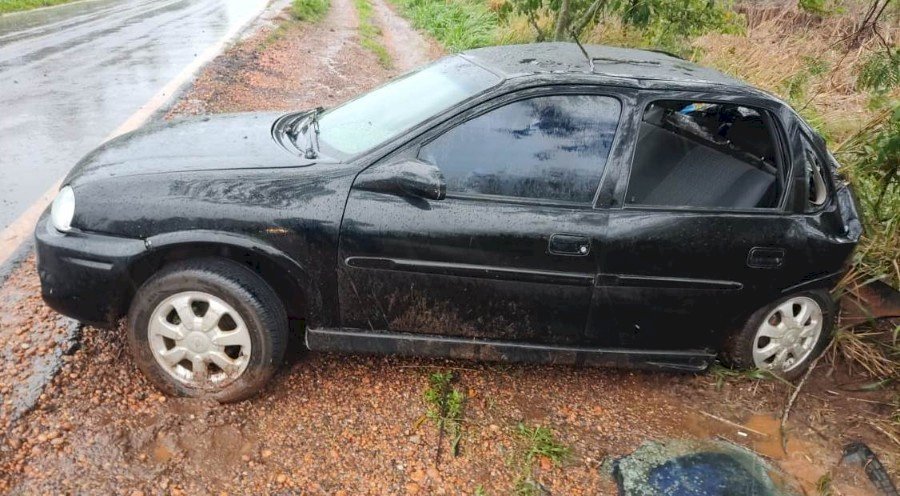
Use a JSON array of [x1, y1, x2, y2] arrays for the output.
[[460, 42, 748, 88]]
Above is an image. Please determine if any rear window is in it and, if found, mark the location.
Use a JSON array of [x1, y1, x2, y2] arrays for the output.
[[626, 100, 783, 210]]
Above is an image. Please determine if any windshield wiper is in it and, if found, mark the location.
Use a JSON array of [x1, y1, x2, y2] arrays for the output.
[[285, 107, 325, 159], [300, 106, 325, 159]]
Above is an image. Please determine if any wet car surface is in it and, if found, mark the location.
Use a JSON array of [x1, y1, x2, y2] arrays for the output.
[[34, 43, 862, 401]]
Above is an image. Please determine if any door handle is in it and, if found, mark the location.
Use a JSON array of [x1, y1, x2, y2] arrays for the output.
[[747, 247, 785, 269], [549, 234, 591, 256]]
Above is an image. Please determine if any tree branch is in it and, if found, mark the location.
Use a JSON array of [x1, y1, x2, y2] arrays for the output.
[[553, 0, 571, 41], [528, 11, 546, 41], [572, 0, 607, 35]]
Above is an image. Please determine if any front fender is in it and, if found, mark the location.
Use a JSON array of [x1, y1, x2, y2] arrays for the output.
[[134, 230, 325, 326]]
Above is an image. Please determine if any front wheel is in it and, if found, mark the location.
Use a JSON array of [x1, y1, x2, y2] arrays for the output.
[[724, 290, 834, 380], [127, 258, 288, 402]]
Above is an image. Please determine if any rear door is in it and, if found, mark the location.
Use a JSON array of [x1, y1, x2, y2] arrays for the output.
[[338, 88, 626, 346], [593, 94, 807, 351]]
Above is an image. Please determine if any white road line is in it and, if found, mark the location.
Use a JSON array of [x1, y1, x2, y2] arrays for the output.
[[0, 3, 270, 267]]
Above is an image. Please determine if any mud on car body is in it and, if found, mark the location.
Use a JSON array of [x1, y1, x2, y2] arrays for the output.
[[35, 43, 862, 401]]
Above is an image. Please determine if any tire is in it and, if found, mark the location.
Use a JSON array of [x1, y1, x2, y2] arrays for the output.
[[724, 290, 835, 381], [127, 258, 287, 402]]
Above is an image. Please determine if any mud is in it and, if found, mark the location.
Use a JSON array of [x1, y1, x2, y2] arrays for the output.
[[0, 256, 80, 428], [0, 0, 897, 494]]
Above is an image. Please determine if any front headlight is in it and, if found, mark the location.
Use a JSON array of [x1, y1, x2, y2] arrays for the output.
[[51, 186, 75, 232]]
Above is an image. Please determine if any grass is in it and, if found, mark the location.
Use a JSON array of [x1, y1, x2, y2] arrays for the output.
[[354, 0, 392, 68], [291, 0, 330, 22], [816, 472, 834, 495], [512, 423, 570, 495], [388, 0, 499, 51], [0, 0, 74, 14], [259, 0, 330, 49], [423, 372, 466, 459], [708, 364, 775, 390]]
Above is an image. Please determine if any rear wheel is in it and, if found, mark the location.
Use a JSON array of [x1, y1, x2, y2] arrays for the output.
[[725, 290, 834, 380], [127, 258, 287, 402]]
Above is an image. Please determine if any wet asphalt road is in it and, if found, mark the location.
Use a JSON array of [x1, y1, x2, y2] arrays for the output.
[[0, 0, 269, 231]]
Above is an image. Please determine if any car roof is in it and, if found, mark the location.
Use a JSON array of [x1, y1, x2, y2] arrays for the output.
[[459, 42, 750, 90]]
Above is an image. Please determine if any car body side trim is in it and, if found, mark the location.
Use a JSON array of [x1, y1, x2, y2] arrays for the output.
[[60, 256, 114, 271], [780, 270, 844, 294], [595, 273, 743, 290], [306, 328, 714, 371], [344, 256, 595, 286]]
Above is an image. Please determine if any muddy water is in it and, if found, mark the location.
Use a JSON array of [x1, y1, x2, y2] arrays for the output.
[[683, 412, 879, 495]]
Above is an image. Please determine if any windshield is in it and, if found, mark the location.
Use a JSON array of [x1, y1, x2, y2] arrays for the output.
[[317, 56, 500, 157]]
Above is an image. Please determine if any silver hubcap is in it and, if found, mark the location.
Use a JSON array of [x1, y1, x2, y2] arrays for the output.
[[752, 296, 823, 373], [148, 291, 252, 387]]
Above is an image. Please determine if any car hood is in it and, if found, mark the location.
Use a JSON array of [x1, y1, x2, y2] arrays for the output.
[[65, 112, 327, 185]]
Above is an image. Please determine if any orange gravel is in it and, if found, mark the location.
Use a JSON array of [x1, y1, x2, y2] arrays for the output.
[[0, 1, 896, 494]]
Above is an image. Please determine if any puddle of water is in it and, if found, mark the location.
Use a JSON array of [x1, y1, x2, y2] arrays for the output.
[[680, 412, 854, 495], [613, 438, 799, 495]]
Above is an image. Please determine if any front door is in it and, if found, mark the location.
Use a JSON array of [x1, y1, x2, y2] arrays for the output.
[[337, 91, 624, 346]]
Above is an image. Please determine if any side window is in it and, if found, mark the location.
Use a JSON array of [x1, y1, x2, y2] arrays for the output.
[[419, 95, 621, 203], [801, 137, 828, 210], [626, 100, 782, 209]]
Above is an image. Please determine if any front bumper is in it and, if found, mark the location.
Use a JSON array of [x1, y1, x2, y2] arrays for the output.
[[34, 212, 146, 326]]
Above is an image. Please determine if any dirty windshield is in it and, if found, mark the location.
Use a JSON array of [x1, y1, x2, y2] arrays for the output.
[[317, 56, 500, 156]]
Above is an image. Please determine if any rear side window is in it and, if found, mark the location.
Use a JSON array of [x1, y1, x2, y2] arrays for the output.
[[626, 100, 782, 209], [420, 95, 621, 203]]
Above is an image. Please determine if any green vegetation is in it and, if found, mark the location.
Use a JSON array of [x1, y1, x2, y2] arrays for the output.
[[834, 101, 898, 295], [0, 0, 75, 14], [708, 364, 775, 389], [516, 423, 570, 465], [423, 372, 466, 459], [815, 472, 833, 495], [513, 423, 570, 495], [291, 0, 330, 22], [355, 0, 392, 67], [389, 0, 499, 51], [798, 0, 832, 15], [261, 0, 329, 48], [858, 49, 900, 93]]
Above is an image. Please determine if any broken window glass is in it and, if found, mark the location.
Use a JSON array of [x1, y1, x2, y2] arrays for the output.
[[801, 137, 829, 209], [626, 100, 782, 209]]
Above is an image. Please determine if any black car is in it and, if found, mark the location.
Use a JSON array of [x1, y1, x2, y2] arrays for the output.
[[35, 43, 861, 401]]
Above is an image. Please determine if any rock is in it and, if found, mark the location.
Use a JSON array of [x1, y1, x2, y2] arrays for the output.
[[539, 456, 552, 471]]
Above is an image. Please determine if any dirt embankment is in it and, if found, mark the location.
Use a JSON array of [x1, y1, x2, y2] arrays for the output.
[[0, 0, 896, 494]]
